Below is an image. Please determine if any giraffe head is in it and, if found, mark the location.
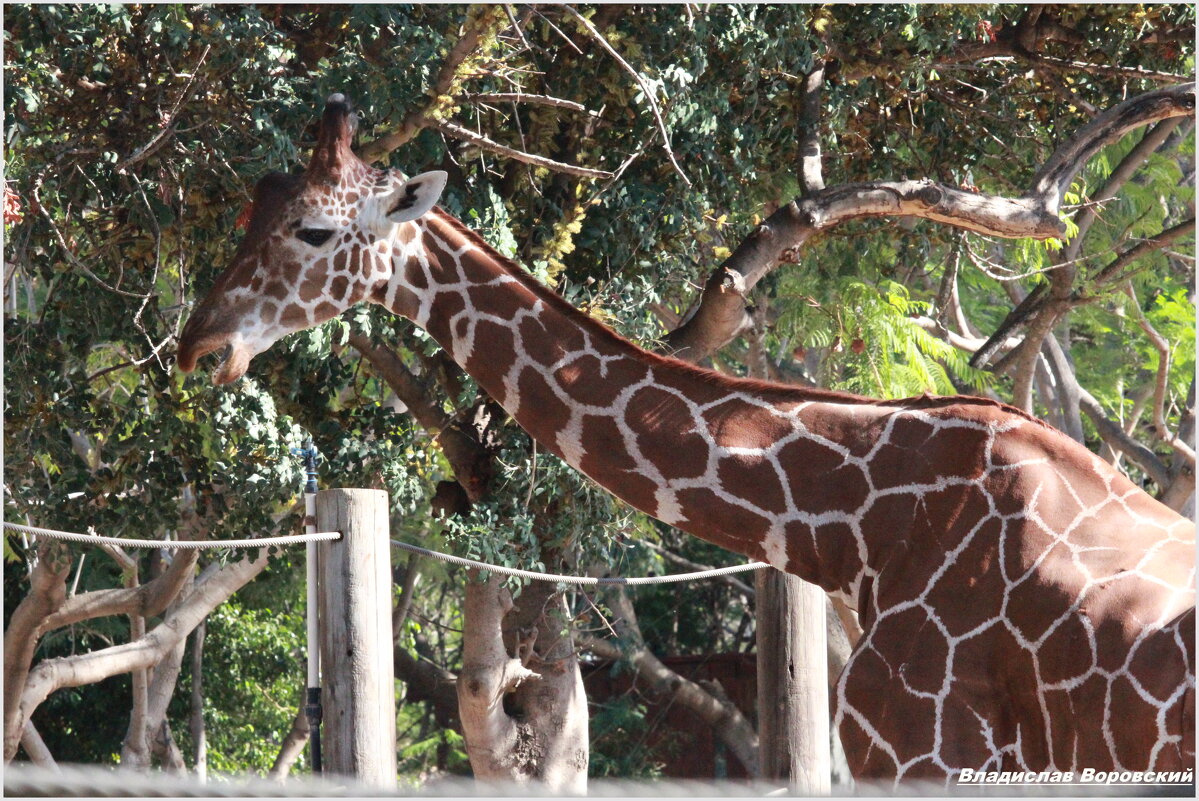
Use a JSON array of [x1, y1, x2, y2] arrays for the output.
[[177, 94, 446, 385]]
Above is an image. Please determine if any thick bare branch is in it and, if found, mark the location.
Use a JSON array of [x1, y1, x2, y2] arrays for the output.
[[20, 723, 57, 770], [41, 549, 199, 632], [664, 84, 1195, 361], [120, 564, 151, 771], [1078, 388, 1173, 488], [1028, 83, 1194, 214], [349, 333, 449, 431], [3, 542, 72, 762], [394, 647, 460, 731], [350, 334, 495, 501], [1025, 54, 1192, 86], [665, 181, 1063, 360], [797, 63, 826, 195], [579, 587, 761, 776], [266, 707, 310, 781], [190, 622, 207, 783], [1067, 118, 1184, 257], [10, 548, 274, 761]]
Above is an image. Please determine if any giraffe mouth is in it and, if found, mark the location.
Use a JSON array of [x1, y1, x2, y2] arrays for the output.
[[177, 333, 253, 386], [212, 342, 253, 386]]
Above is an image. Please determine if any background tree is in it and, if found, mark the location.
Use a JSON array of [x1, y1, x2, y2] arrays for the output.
[[4, 2, 1193, 788]]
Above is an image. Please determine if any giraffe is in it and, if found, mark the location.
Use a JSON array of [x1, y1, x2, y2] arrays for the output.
[[177, 95, 1195, 783]]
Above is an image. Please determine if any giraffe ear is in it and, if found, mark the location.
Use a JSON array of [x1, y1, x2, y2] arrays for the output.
[[385, 171, 447, 223]]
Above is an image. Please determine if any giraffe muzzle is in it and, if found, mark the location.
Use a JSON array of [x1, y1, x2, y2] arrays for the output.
[[176, 324, 254, 386]]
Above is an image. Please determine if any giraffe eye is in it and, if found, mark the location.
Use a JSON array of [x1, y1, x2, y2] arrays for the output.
[[296, 228, 334, 247]]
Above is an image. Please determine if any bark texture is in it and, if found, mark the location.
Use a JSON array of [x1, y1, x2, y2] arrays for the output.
[[457, 573, 586, 792]]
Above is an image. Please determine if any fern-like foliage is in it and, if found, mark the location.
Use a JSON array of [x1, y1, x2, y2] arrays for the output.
[[779, 278, 993, 400]]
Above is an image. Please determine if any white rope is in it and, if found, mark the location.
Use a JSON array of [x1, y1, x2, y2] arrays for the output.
[[390, 538, 768, 586], [2, 521, 767, 584], [3, 521, 341, 549]]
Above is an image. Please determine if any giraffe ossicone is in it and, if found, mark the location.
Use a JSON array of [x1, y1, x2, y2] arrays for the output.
[[178, 95, 1195, 782]]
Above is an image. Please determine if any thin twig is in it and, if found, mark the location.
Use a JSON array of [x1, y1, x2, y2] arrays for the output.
[[462, 92, 599, 117], [31, 177, 152, 300], [530, 6, 583, 54], [115, 45, 211, 174], [435, 120, 612, 179], [560, 4, 691, 187], [501, 4, 533, 53]]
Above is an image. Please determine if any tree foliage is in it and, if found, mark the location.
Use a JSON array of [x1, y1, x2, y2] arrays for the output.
[[4, 2, 1193, 780]]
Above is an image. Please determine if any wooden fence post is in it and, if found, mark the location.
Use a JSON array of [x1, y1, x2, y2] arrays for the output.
[[316, 489, 396, 788], [756, 569, 831, 793]]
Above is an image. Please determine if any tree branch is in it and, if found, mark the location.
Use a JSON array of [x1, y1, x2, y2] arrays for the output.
[[350, 334, 495, 501], [41, 549, 199, 633], [1124, 282, 1196, 467], [560, 4, 690, 187], [797, 63, 826, 195], [3, 542, 72, 762], [1066, 117, 1185, 259], [434, 120, 613, 179], [189, 621, 207, 783], [10, 548, 275, 761], [462, 92, 595, 116], [663, 84, 1195, 361], [1028, 83, 1194, 213], [266, 707, 310, 782], [578, 587, 761, 777], [1024, 53, 1192, 85], [1077, 388, 1173, 488], [638, 539, 756, 600], [394, 647, 460, 732], [20, 723, 57, 771], [1083, 218, 1196, 290], [360, 7, 507, 163]]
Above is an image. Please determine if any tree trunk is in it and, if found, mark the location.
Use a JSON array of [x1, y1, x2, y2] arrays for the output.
[[457, 572, 587, 793], [3, 542, 71, 762], [20, 723, 57, 770], [267, 707, 310, 781], [190, 621, 207, 782]]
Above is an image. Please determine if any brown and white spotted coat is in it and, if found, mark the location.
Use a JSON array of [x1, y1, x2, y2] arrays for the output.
[[178, 96, 1196, 782]]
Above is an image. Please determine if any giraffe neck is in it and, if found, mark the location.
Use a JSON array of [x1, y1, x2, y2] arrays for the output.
[[378, 209, 904, 596]]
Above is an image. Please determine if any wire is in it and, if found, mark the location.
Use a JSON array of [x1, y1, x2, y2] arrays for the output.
[[389, 538, 768, 586], [3, 522, 340, 549]]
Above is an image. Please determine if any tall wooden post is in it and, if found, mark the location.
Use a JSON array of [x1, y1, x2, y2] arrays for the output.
[[316, 489, 396, 788], [756, 569, 831, 793]]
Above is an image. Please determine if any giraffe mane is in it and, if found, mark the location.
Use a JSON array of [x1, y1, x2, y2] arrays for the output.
[[425, 208, 1051, 429]]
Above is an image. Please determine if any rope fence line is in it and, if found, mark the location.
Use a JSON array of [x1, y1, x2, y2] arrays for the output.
[[389, 538, 768, 586], [2, 520, 767, 584], [2, 521, 340, 549]]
